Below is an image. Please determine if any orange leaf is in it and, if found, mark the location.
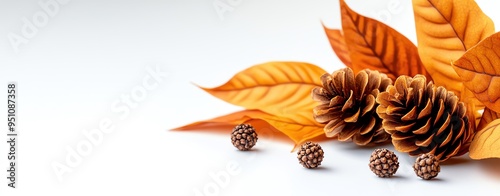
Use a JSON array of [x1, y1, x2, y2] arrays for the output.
[[453, 32, 500, 114], [339, 0, 430, 81], [172, 110, 327, 145], [469, 119, 500, 159], [200, 61, 326, 123], [412, 0, 494, 99], [172, 110, 270, 130], [478, 108, 500, 131], [259, 114, 327, 145], [323, 26, 351, 67]]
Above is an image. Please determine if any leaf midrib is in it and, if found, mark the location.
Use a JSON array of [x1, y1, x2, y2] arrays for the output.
[[427, 0, 467, 51], [344, 2, 394, 77], [206, 82, 321, 92]]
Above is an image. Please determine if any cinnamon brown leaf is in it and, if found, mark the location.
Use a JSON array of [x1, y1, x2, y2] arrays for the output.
[[340, 0, 430, 81], [323, 26, 352, 67]]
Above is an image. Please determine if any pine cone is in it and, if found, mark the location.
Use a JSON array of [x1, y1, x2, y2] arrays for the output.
[[413, 153, 440, 180], [369, 149, 399, 177], [376, 75, 474, 161], [312, 67, 393, 145], [297, 142, 324, 169], [231, 124, 258, 151]]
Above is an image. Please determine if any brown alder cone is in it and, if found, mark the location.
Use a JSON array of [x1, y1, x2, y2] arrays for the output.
[[369, 148, 399, 178], [312, 67, 392, 145], [376, 75, 474, 161], [413, 153, 440, 180], [297, 142, 324, 169]]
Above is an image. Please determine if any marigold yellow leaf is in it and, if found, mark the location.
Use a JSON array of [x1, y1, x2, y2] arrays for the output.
[[412, 0, 494, 97], [200, 61, 326, 124], [469, 119, 500, 159], [453, 32, 500, 114]]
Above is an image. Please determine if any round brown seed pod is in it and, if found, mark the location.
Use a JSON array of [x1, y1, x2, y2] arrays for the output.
[[369, 148, 399, 177], [413, 153, 440, 180], [297, 142, 324, 169], [231, 124, 258, 151]]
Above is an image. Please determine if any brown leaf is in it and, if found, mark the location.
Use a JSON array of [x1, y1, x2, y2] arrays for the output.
[[453, 32, 500, 114], [469, 119, 500, 159], [323, 26, 351, 67], [172, 110, 327, 145], [412, 0, 494, 99], [478, 108, 500, 131], [199, 61, 326, 123], [339, 0, 430, 81]]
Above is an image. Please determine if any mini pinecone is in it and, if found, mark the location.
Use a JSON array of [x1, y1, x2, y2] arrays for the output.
[[369, 148, 399, 177], [312, 67, 393, 145], [231, 124, 258, 151], [297, 142, 324, 169], [376, 75, 474, 161], [413, 153, 440, 180]]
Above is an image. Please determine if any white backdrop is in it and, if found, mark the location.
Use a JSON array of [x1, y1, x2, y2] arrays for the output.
[[1, 0, 500, 195]]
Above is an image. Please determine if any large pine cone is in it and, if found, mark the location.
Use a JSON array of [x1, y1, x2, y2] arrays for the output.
[[376, 75, 474, 161], [312, 67, 392, 145]]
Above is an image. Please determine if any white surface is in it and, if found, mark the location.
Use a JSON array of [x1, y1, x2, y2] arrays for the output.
[[1, 0, 499, 195]]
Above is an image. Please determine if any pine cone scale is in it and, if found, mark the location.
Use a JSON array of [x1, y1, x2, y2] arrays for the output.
[[355, 71, 369, 97], [324, 118, 345, 137], [341, 91, 355, 112], [353, 133, 373, 145], [313, 105, 343, 123], [394, 122, 415, 132], [344, 108, 360, 122], [401, 106, 417, 121], [418, 100, 432, 119], [338, 125, 358, 141], [330, 96, 346, 107], [362, 95, 376, 115], [415, 135, 433, 146], [312, 87, 331, 103], [438, 131, 453, 147], [393, 139, 420, 152], [412, 119, 430, 134], [359, 117, 376, 135]]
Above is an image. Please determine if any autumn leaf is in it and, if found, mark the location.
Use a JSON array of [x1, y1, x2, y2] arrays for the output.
[[172, 110, 271, 130], [199, 62, 326, 123], [412, 0, 494, 100], [469, 119, 500, 159], [260, 114, 327, 145], [453, 32, 500, 114], [478, 108, 500, 131], [339, 0, 430, 81], [323, 26, 351, 67], [172, 109, 328, 145]]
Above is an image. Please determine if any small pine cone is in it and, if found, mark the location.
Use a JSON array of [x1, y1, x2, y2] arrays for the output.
[[231, 124, 258, 151], [369, 149, 399, 177], [297, 142, 324, 169], [376, 75, 474, 161], [312, 67, 393, 145], [413, 153, 440, 180]]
